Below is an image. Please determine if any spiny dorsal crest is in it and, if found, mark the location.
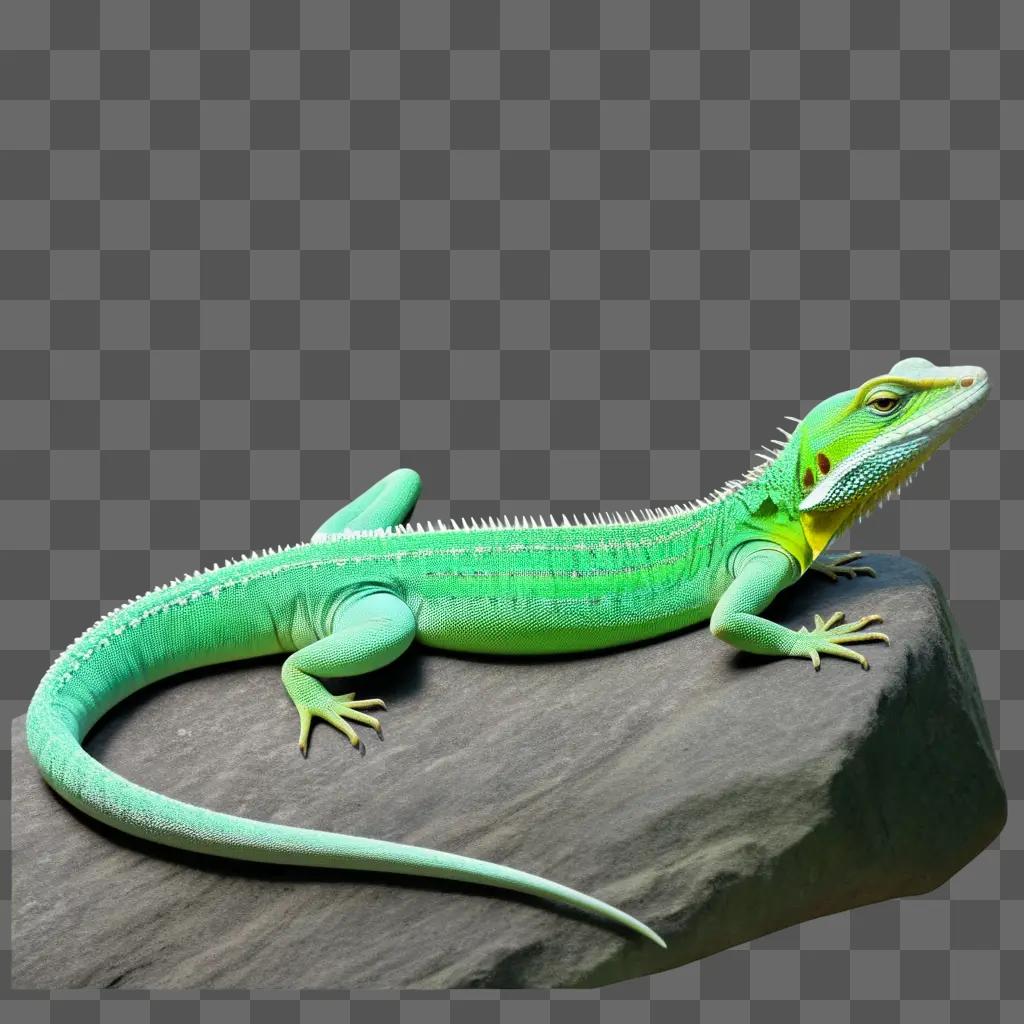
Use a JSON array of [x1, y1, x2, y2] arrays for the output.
[[310, 504, 688, 543], [310, 418, 803, 547]]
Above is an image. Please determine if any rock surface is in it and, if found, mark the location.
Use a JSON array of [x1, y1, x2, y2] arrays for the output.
[[12, 553, 1006, 990]]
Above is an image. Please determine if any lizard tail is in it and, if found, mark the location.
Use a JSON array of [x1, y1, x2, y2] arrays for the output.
[[26, 693, 666, 949]]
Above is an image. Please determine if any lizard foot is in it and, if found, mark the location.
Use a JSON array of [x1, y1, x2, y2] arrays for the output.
[[297, 693, 388, 756], [808, 551, 877, 582], [793, 611, 890, 671]]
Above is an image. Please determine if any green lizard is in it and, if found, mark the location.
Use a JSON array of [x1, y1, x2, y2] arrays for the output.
[[26, 357, 988, 950]]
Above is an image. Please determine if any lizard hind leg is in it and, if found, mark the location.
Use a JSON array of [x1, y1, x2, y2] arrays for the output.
[[282, 590, 416, 755]]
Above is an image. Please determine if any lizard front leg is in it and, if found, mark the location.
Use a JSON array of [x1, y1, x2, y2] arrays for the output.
[[282, 590, 416, 755], [710, 543, 889, 670]]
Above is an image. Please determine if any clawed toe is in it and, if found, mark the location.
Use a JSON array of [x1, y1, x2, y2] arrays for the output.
[[814, 611, 845, 631], [342, 697, 387, 711], [797, 609, 890, 671], [831, 630, 890, 646], [333, 701, 383, 735], [296, 693, 387, 754], [809, 552, 878, 582]]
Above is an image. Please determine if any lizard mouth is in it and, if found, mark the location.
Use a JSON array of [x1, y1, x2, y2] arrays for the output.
[[798, 371, 989, 519]]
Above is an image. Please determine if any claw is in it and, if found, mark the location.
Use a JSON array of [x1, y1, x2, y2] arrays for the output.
[[298, 706, 313, 757]]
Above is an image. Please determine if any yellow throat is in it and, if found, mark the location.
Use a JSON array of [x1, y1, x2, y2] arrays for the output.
[[799, 508, 849, 561]]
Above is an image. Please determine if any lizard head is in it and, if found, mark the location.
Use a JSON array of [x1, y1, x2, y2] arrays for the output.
[[793, 357, 989, 558]]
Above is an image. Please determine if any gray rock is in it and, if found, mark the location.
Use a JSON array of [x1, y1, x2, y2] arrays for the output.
[[12, 553, 1006, 990]]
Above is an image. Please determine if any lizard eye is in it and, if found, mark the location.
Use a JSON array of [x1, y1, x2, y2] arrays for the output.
[[866, 392, 901, 414]]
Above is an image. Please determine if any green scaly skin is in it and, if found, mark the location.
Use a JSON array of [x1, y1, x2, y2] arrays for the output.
[[26, 357, 988, 950]]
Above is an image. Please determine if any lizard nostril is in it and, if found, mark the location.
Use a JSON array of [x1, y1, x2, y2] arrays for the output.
[[803, 467, 815, 489], [816, 453, 831, 475], [960, 376, 974, 387]]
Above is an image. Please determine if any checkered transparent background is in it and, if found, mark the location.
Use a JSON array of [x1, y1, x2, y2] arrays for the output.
[[1, 0, 1022, 1019]]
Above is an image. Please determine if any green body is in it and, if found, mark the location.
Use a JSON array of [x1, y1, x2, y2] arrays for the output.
[[26, 358, 989, 950]]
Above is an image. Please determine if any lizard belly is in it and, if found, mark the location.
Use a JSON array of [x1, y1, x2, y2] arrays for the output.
[[413, 587, 720, 656]]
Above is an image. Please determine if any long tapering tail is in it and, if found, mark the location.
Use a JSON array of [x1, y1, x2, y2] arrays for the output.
[[26, 690, 665, 949]]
